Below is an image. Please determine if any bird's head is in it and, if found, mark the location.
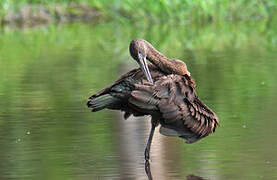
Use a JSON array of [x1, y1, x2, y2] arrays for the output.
[[129, 39, 148, 60], [129, 39, 153, 83]]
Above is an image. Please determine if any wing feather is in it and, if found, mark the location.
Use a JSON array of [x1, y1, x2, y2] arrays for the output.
[[154, 75, 219, 139], [126, 73, 218, 140]]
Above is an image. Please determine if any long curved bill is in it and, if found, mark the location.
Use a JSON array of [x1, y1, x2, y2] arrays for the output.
[[138, 53, 153, 84]]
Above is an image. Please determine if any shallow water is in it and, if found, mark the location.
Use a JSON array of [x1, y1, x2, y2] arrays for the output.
[[0, 21, 277, 179]]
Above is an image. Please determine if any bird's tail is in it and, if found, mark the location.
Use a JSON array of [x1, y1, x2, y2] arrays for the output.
[[87, 94, 118, 112]]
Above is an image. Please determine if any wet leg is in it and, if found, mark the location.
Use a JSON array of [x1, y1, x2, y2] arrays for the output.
[[144, 122, 156, 161]]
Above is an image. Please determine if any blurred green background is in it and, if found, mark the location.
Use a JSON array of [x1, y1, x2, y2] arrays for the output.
[[0, 1, 277, 180], [0, 0, 276, 23]]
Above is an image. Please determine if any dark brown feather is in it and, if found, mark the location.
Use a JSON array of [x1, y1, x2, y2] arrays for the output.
[[140, 74, 218, 141]]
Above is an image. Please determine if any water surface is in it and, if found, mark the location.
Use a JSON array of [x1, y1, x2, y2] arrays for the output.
[[0, 21, 276, 179]]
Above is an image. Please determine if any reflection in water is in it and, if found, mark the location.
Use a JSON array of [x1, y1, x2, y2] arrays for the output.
[[145, 160, 206, 180], [117, 113, 211, 180], [115, 113, 148, 179]]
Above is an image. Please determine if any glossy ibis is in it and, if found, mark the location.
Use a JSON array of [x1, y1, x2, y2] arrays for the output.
[[87, 39, 219, 161]]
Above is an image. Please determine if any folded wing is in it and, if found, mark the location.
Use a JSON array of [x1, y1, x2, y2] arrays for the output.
[[129, 74, 219, 143]]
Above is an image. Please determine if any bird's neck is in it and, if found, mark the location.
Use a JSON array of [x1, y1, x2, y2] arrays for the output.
[[147, 46, 177, 75]]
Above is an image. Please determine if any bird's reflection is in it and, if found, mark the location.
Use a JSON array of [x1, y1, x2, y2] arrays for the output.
[[145, 161, 206, 180]]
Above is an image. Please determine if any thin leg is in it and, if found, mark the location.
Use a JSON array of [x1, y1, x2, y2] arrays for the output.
[[144, 123, 156, 161], [145, 160, 153, 180]]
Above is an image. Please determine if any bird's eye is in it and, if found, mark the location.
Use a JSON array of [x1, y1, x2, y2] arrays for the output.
[[138, 52, 142, 59]]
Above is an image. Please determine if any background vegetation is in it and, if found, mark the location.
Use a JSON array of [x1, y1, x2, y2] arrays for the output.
[[0, 0, 276, 24]]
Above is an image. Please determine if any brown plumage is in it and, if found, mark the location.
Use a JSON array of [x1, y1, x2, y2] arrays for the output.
[[87, 39, 219, 160]]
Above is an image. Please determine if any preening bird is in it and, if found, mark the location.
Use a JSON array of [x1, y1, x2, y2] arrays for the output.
[[87, 39, 219, 161]]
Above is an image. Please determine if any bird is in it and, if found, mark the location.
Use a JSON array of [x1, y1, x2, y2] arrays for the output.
[[87, 39, 219, 161]]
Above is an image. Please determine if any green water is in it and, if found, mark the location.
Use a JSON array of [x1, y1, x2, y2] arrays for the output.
[[0, 21, 277, 179]]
